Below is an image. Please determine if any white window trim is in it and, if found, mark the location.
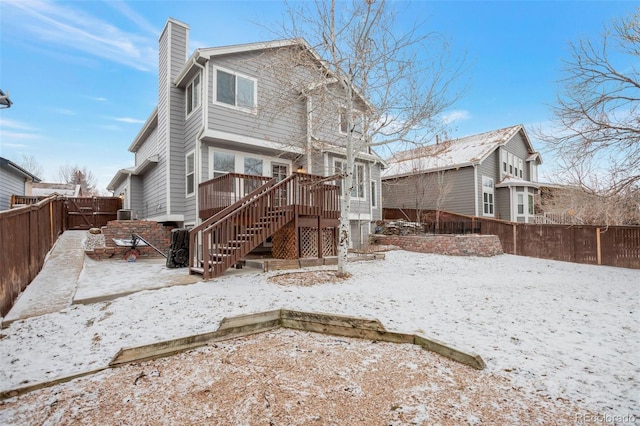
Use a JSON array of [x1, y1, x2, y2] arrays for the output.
[[213, 66, 257, 114], [482, 176, 494, 217], [208, 147, 292, 180], [186, 73, 201, 118], [185, 150, 196, 198], [334, 159, 367, 200]]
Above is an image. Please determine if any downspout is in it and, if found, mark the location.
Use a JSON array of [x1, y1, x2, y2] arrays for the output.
[[305, 96, 313, 173], [473, 164, 478, 216], [194, 60, 206, 226]]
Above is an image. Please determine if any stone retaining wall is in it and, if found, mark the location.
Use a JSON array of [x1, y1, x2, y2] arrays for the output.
[[372, 234, 503, 257], [86, 220, 173, 260]]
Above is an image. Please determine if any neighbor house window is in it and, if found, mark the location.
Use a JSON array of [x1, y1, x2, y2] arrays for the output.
[[518, 159, 524, 179], [216, 68, 256, 111], [186, 151, 195, 196], [528, 194, 535, 215], [482, 176, 494, 216], [186, 73, 201, 116], [517, 193, 524, 214]]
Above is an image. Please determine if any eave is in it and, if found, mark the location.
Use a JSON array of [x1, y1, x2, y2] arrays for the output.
[[128, 107, 158, 152], [107, 155, 159, 191]]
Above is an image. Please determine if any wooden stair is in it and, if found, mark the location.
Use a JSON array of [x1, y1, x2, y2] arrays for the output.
[[189, 177, 295, 279]]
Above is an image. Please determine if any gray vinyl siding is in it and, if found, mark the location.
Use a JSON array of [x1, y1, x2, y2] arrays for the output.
[[155, 22, 171, 218], [129, 176, 144, 218], [181, 108, 201, 224], [477, 149, 500, 217], [140, 161, 166, 219], [135, 126, 159, 164], [0, 167, 25, 210], [133, 126, 166, 219], [167, 25, 188, 218], [207, 50, 307, 149], [503, 132, 532, 181], [382, 166, 476, 216], [495, 187, 511, 221]]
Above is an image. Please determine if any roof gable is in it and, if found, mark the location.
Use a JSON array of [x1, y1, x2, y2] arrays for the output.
[[0, 157, 41, 182], [383, 125, 538, 179]]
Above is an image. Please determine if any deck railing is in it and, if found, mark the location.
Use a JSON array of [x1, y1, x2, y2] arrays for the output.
[[199, 173, 272, 220]]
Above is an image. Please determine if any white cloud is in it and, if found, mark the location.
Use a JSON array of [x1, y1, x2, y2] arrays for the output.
[[0, 117, 38, 131], [90, 97, 108, 102], [52, 108, 77, 116], [440, 109, 471, 125], [113, 117, 145, 124], [2, 0, 157, 72]]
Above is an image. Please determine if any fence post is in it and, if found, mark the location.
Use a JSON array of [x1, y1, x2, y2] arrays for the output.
[[49, 200, 54, 244], [596, 227, 602, 265], [512, 223, 517, 255]]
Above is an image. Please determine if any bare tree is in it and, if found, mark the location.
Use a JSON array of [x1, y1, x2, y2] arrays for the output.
[[540, 183, 640, 226], [541, 11, 639, 196], [58, 164, 97, 196], [17, 154, 44, 178], [271, 0, 464, 276]]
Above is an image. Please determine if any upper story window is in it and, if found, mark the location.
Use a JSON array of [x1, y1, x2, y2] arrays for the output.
[[502, 149, 525, 179], [186, 73, 201, 116], [215, 68, 256, 112], [339, 108, 363, 136]]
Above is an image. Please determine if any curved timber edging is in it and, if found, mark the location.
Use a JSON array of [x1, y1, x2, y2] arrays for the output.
[[1, 309, 485, 401]]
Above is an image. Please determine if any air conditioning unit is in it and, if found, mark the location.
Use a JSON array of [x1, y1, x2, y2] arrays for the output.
[[117, 209, 135, 220]]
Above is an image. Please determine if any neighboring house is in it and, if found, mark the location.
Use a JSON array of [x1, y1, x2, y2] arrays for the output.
[[0, 157, 41, 211], [108, 18, 383, 273], [31, 182, 83, 197], [382, 125, 542, 223]]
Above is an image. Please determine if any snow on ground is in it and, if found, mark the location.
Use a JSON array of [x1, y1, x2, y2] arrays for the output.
[[0, 251, 638, 419]]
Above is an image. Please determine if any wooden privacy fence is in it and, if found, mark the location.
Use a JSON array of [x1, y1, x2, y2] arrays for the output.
[[476, 219, 640, 268], [383, 208, 640, 269], [12, 195, 121, 230], [0, 196, 67, 317]]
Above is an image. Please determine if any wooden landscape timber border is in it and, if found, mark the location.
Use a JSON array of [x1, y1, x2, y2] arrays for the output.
[[0, 309, 485, 400]]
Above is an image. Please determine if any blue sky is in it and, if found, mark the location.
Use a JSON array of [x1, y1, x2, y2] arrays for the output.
[[0, 0, 636, 192]]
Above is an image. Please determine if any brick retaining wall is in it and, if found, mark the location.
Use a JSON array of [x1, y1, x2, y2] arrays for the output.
[[86, 220, 174, 260], [372, 234, 503, 257]]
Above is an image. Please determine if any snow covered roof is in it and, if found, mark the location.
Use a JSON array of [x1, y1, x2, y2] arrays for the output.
[[31, 182, 82, 197], [495, 175, 540, 188], [383, 125, 530, 179]]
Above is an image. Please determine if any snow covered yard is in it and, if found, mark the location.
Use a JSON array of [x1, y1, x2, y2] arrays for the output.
[[0, 250, 638, 422]]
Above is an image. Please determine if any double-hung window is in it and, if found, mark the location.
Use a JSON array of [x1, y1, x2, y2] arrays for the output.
[[482, 176, 494, 216], [334, 160, 365, 198], [216, 68, 256, 111], [186, 73, 201, 116], [185, 151, 195, 197]]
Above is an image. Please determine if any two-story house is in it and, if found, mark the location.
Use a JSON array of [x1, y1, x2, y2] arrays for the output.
[[107, 18, 383, 276], [381, 125, 542, 223]]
